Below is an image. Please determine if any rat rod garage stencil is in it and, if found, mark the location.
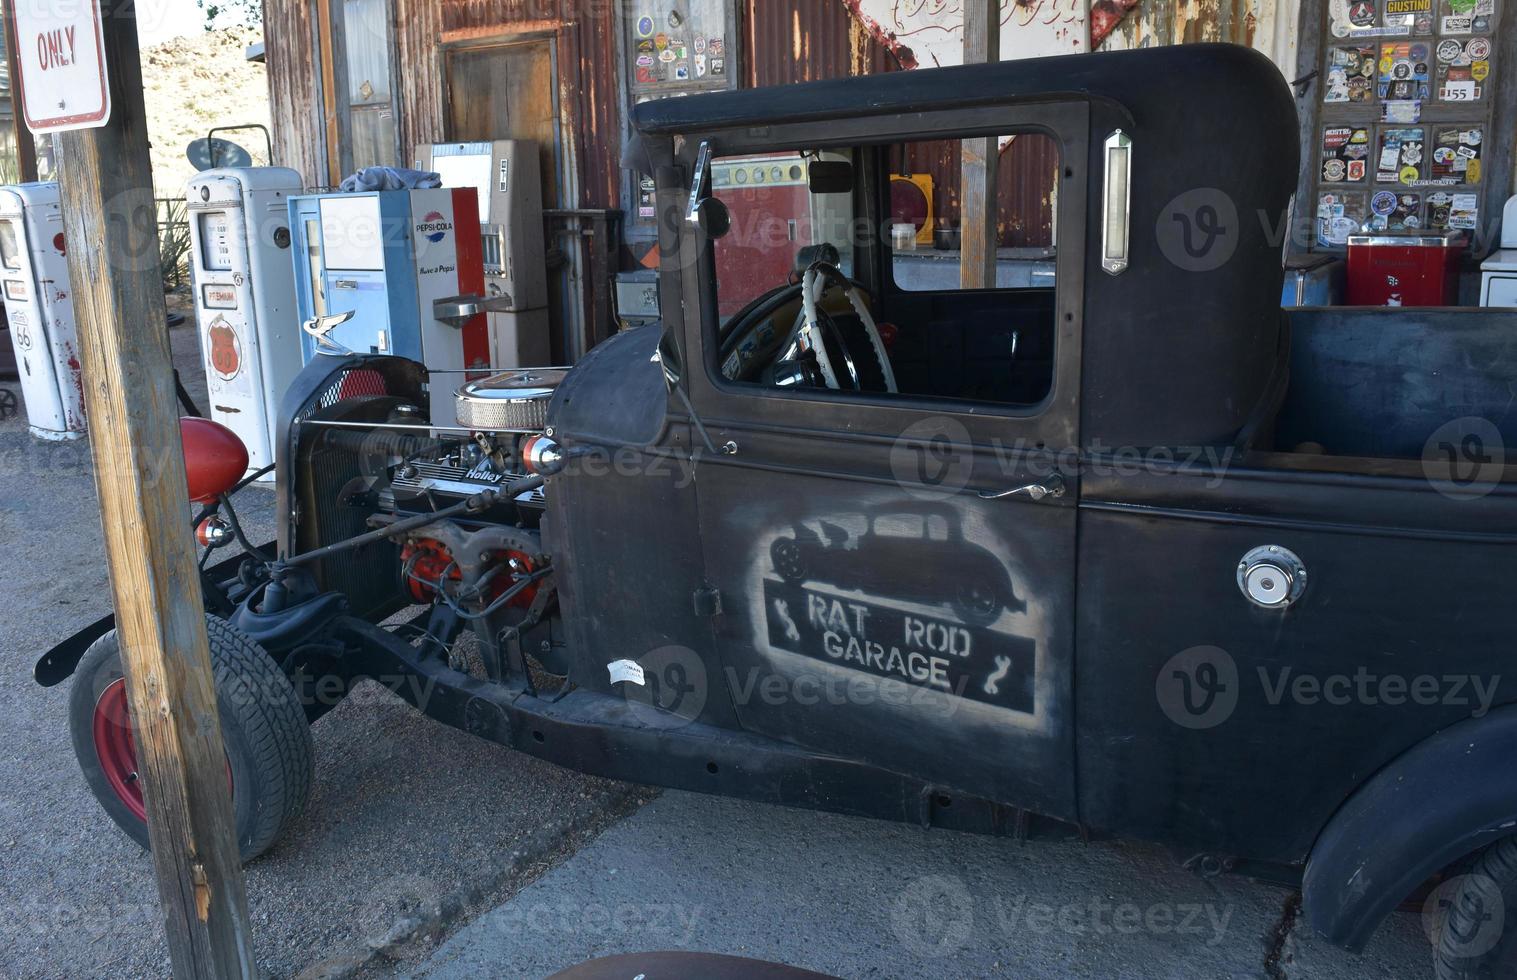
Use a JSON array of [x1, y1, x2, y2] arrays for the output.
[[764, 505, 1038, 715], [696, 468, 1076, 816]]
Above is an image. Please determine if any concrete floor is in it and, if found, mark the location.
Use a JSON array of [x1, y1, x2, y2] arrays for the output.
[[407, 791, 1434, 980]]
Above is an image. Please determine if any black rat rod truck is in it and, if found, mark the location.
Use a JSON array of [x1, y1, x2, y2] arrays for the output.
[[36, 44, 1517, 977]]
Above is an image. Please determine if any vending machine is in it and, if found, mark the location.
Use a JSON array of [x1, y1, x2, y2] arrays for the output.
[[187, 167, 305, 479], [289, 187, 502, 424], [416, 141, 550, 367], [0, 182, 86, 441]]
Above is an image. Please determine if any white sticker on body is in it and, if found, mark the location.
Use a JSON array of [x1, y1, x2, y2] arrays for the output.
[[608, 660, 646, 686]]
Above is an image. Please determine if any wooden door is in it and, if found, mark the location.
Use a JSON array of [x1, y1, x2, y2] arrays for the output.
[[445, 39, 562, 208]]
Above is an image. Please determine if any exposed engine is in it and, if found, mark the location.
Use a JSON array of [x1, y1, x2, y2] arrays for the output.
[[375, 368, 567, 677], [266, 361, 573, 687]]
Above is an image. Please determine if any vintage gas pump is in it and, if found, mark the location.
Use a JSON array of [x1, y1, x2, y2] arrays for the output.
[[289, 187, 505, 425], [0, 183, 86, 441], [416, 141, 550, 367], [187, 168, 305, 479]]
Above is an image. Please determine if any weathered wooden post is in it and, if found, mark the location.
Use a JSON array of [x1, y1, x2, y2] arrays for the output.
[[961, 0, 1001, 289], [8, 2, 256, 975]]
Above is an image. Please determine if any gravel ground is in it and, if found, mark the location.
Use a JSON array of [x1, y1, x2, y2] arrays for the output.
[[0, 321, 641, 979]]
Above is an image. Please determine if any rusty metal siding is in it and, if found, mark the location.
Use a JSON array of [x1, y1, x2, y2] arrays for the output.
[[745, 0, 896, 87], [264, 0, 325, 187]]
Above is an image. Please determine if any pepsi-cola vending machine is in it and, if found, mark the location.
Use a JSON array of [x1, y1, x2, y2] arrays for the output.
[[289, 188, 502, 425]]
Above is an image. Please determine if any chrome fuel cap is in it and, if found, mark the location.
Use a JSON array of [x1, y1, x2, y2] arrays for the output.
[[1237, 546, 1308, 610]]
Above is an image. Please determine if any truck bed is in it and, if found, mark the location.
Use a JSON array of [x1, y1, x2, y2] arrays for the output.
[[1273, 307, 1517, 461]]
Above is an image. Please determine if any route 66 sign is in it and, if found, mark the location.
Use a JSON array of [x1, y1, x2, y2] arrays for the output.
[[7, 0, 112, 134]]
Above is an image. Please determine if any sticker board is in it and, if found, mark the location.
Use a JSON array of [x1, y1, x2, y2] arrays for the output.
[[627, 0, 731, 96], [1314, 0, 1497, 251], [1376, 126, 1427, 183], [1322, 126, 1372, 183], [1368, 189, 1423, 230], [1383, 0, 1436, 34], [1378, 41, 1432, 100], [1325, 43, 1379, 102], [1318, 192, 1367, 246], [1426, 189, 1480, 229], [1428, 126, 1483, 183], [1441, 0, 1496, 32]]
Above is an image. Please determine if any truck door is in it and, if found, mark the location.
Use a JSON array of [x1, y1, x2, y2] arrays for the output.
[[679, 111, 1087, 820]]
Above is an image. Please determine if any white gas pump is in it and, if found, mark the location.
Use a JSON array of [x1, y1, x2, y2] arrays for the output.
[[417, 141, 551, 367], [0, 183, 86, 442], [187, 168, 305, 480]]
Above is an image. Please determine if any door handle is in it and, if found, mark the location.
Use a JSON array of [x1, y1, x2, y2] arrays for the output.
[[978, 473, 1066, 501]]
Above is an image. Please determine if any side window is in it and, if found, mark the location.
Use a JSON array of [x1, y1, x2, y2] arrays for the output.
[[713, 133, 1060, 410], [887, 133, 1060, 291], [711, 151, 856, 323]]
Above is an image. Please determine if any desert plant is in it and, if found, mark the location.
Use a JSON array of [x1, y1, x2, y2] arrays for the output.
[[157, 198, 192, 293]]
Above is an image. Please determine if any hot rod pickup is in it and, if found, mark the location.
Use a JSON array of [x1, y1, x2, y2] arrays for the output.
[[37, 43, 1517, 978]]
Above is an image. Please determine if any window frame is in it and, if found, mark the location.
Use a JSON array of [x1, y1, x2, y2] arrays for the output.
[[674, 100, 1090, 453]]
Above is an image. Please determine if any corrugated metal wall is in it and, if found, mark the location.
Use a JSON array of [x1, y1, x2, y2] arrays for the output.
[[262, 0, 1300, 245], [746, 0, 896, 86]]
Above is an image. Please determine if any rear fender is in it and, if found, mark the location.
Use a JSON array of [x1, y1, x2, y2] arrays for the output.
[[1303, 704, 1517, 951]]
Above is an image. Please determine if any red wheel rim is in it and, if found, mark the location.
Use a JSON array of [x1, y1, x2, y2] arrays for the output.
[[92, 679, 147, 821], [91, 679, 233, 824]]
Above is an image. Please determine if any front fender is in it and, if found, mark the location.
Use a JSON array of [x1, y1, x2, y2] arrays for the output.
[[1303, 704, 1517, 951], [32, 542, 276, 687]]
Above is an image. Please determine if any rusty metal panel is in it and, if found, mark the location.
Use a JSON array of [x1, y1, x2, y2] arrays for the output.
[[263, 0, 325, 187], [745, 0, 896, 87], [1098, 0, 1301, 78]]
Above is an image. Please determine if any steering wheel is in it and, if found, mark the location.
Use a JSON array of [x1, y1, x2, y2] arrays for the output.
[[722, 260, 896, 393], [780, 262, 897, 394]]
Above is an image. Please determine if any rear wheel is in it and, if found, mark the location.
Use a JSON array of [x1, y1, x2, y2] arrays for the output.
[[1434, 836, 1517, 979], [952, 579, 1003, 627], [69, 615, 314, 863]]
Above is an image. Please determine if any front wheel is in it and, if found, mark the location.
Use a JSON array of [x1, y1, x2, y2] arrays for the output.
[[68, 615, 314, 863], [1434, 836, 1517, 979]]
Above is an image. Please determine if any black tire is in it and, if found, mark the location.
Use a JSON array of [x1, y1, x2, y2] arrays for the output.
[[951, 578, 1003, 627], [771, 537, 809, 584], [68, 615, 314, 863], [1434, 837, 1517, 979]]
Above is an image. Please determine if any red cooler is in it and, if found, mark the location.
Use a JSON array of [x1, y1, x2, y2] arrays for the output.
[[1346, 232, 1464, 306]]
